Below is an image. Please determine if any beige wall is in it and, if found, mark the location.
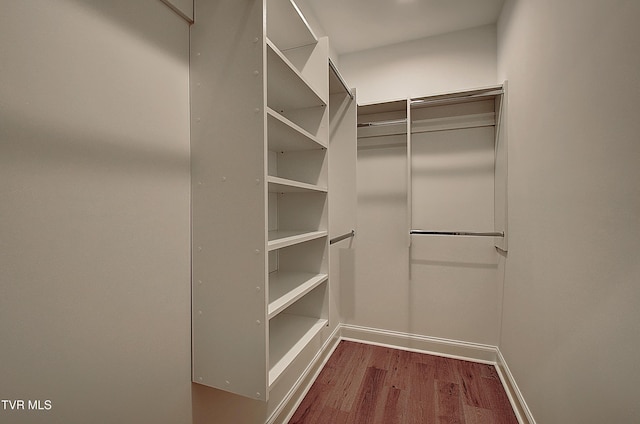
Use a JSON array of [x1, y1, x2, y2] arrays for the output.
[[339, 25, 498, 105], [497, 0, 640, 422], [0, 1, 192, 423], [353, 123, 503, 346], [343, 26, 503, 346]]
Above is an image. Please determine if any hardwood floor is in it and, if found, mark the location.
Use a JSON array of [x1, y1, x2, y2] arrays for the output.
[[289, 340, 518, 424]]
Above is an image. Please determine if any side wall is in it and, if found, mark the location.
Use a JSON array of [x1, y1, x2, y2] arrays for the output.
[[497, 1, 640, 422], [0, 1, 192, 423], [339, 25, 498, 104]]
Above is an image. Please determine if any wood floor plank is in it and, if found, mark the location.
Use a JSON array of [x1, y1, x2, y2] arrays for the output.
[[434, 355, 458, 384], [458, 360, 492, 409], [288, 341, 518, 424], [479, 363, 500, 380], [385, 348, 413, 391], [367, 345, 393, 370], [289, 382, 330, 424], [322, 341, 372, 413], [407, 361, 436, 423], [349, 366, 387, 424], [463, 404, 496, 424], [319, 405, 349, 424], [436, 380, 466, 424], [381, 386, 408, 423], [480, 377, 518, 417], [317, 341, 356, 385]]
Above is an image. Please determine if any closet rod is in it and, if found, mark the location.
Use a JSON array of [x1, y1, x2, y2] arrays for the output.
[[411, 88, 503, 108], [329, 59, 354, 100], [410, 230, 504, 237], [330, 229, 355, 245], [358, 118, 407, 128]]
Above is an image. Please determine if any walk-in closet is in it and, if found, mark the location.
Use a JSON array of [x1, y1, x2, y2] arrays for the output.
[[189, 0, 516, 421], [3, 1, 639, 424]]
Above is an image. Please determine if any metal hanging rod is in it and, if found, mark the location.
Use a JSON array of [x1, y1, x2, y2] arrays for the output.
[[410, 230, 504, 237], [330, 229, 355, 245], [329, 59, 354, 100], [357, 118, 407, 128]]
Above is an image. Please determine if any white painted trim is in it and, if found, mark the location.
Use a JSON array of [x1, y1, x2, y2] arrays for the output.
[[496, 349, 537, 424], [340, 324, 498, 364]]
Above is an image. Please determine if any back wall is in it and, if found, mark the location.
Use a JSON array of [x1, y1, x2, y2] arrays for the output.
[[339, 24, 498, 104]]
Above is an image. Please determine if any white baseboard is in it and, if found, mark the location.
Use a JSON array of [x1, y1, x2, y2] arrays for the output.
[[271, 323, 535, 424], [495, 349, 537, 424], [340, 324, 498, 364]]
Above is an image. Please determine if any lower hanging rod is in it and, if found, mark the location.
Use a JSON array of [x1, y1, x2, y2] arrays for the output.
[[410, 230, 504, 237], [330, 230, 355, 245]]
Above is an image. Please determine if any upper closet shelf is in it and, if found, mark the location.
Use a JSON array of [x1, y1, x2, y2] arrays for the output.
[[267, 108, 327, 151], [329, 59, 353, 99], [267, 41, 326, 112], [266, 0, 317, 51]]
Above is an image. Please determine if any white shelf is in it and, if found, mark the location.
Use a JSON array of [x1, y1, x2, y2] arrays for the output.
[[268, 272, 328, 319], [267, 42, 326, 113], [266, 39, 326, 106], [267, 108, 327, 151], [268, 230, 327, 251], [268, 313, 327, 386], [268, 176, 327, 193], [266, 0, 317, 51]]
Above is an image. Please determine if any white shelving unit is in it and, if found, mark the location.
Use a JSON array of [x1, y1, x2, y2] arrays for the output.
[[191, 0, 330, 403]]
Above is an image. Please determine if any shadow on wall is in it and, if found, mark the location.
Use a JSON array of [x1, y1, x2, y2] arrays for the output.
[[2, 114, 190, 177], [410, 230, 499, 270], [65, 0, 188, 61], [192, 384, 268, 424], [338, 243, 357, 321]]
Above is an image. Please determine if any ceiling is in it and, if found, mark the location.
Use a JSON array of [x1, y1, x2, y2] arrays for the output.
[[302, 0, 506, 55]]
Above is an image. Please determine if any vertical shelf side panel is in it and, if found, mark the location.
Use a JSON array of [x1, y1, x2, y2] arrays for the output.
[[494, 83, 508, 251], [191, 0, 268, 401], [328, 80, 357, 327], [328, 89, 357, 240]]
